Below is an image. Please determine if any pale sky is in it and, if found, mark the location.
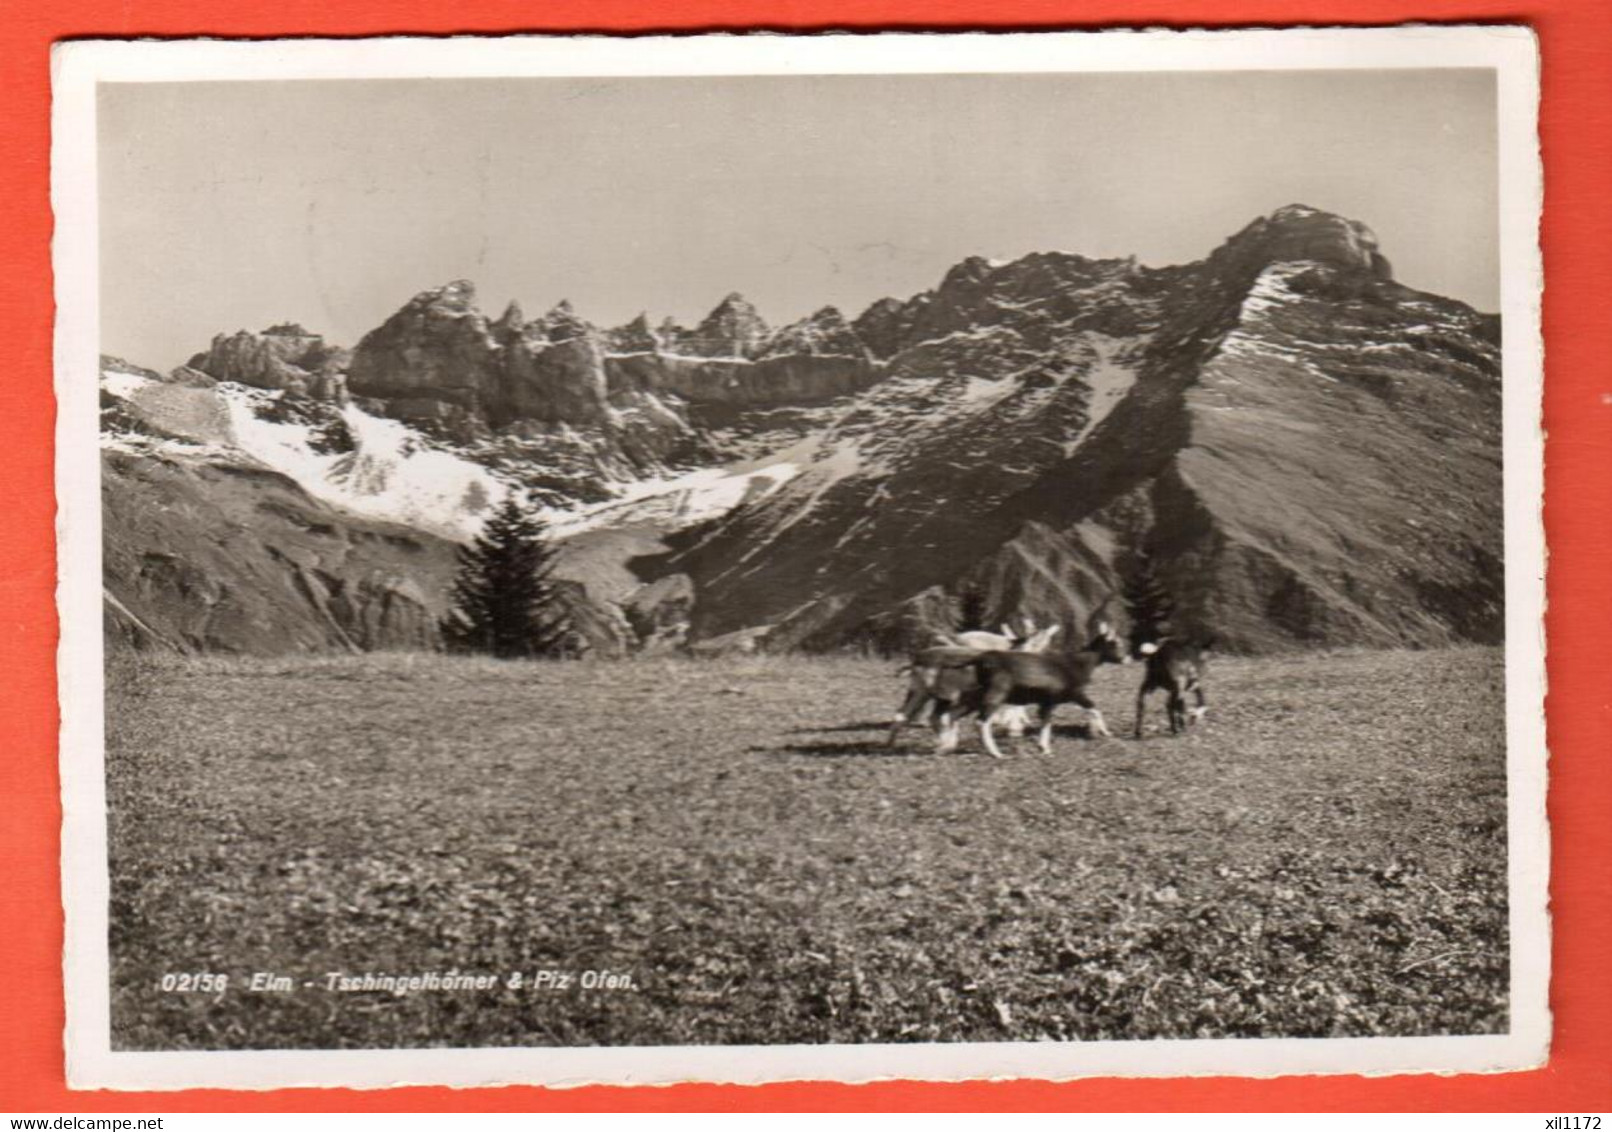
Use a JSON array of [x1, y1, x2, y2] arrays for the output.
[[98, 69, 1498, 370]]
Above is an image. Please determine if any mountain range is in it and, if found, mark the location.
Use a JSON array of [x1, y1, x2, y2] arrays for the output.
[[99, 205, 1503, 657]]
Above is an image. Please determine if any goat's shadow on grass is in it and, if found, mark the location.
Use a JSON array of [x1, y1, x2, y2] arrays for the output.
[[784, 720, 896, 735], [764, 718, 921, 757], [754, 739, 921, 759], [761, 720, 1114, 758]]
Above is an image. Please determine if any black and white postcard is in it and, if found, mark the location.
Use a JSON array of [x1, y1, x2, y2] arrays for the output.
[[53, 28, 1547, 1089]]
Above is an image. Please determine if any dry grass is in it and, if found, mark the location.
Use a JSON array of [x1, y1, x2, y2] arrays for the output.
[[104, 646, 1509, 1050]]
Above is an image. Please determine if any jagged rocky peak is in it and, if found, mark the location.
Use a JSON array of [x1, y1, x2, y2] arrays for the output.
[[939, 254, 999, 290], [534, 299, 595, 344], [346, 280, 503, 422], [997, 249, 1141, 288], [501, 301, 611, 427], [344, 277, 888, 443], [414, 278, 482, 314], [492, 300, 526, 338], [605, 312, 662, 354], [1211, 203, 1393, 281], [901, 249, 1120, 345], [262, 321, 316, 338], [762, 305, 867, 359], [185, 323, 346, 397], [687, 292, 771, 358], [849, 247, 1147, 361], [853, 293, 932, 360]]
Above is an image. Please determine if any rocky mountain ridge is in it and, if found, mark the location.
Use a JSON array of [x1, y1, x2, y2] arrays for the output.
[[101, 204, 1504, 656], [654, 206, 1502, 652]]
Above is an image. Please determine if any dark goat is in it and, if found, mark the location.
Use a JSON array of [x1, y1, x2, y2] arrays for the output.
[[886, 623, 1058, 748], [888, 646, 991, 750], [1133, 638, 1213, 737], [970, 626, 1130, 756], [918, 623, 1129, 757]]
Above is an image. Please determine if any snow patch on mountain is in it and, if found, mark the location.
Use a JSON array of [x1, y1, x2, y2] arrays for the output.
[[551, 459, 799, 535], [101, 366, 804, 544], [102, 369, 153, 401], [102, 369, 513, 539], [960, 374, 1014, 406], [1061, 335, 1142, 455], [1237, 262, 1313, 320], [214, 386, 509, 539]]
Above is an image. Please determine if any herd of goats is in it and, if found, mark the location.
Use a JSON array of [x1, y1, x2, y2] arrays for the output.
[[885, 617, 1211, 756]]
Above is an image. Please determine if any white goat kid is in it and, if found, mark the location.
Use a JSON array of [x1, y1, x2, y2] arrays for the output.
[[949, 623, 1034, 653]]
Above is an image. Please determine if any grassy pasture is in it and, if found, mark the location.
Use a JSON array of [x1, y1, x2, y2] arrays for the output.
[[105, 647, 1509, 1050]]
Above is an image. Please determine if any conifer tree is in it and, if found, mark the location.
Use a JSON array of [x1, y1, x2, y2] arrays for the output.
[[956, 583, 990, 634], [442, 495, 574, 658], [1123, 550, 1176, 655]]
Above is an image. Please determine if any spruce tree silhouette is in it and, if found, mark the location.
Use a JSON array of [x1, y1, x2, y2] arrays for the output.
[[1123, 550, 1176, 655], [443, 496, 573, 658], [956, 584, 990, 633]]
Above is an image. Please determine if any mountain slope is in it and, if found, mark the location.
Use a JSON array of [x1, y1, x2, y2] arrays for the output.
[[102, 448, 457, 655], [652, 206, 1502, 652]]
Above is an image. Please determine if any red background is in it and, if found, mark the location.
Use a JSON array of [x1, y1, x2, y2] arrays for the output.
[[4, 0, 1608, 1114]]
